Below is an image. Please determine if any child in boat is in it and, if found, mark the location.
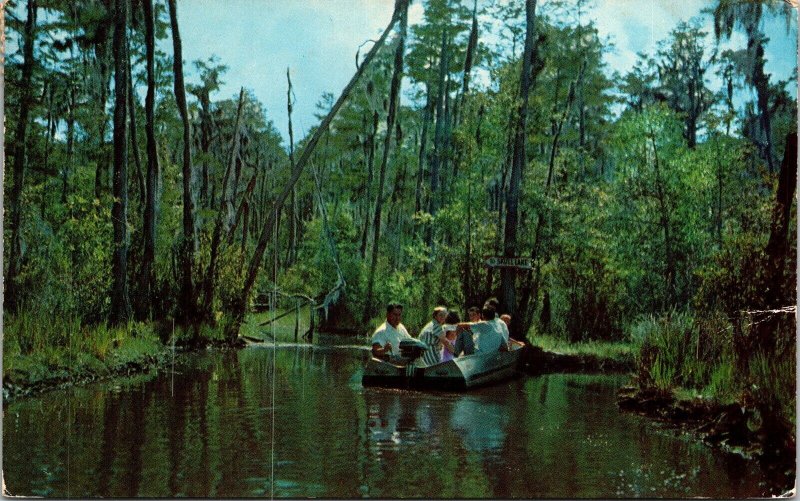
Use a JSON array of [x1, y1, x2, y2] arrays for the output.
[[440, 311, 460, 362]]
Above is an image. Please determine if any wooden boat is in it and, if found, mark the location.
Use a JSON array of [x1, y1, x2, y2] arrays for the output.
[[362, 342, 523, 391]]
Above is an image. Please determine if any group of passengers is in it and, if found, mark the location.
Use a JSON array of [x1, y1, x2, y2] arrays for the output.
[[370, 300, 521, 365]]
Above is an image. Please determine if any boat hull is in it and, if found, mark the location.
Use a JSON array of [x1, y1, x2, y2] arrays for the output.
[[362, 345, 522, 390]]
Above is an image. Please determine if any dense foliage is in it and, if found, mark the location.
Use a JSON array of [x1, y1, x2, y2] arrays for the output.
[[4, 0, 796, 417]]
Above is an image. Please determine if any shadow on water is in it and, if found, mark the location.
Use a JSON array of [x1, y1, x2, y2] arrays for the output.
[[2, 341, 786, 498]]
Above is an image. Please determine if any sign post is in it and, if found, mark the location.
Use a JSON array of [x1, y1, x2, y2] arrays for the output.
[[484, 256, 534, 270]]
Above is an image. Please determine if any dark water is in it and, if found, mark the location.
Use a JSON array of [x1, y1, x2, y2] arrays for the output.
[[3, 340, 781, 498]]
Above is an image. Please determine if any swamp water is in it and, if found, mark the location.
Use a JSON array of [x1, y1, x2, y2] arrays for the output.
[[3, 339, 782, 497]]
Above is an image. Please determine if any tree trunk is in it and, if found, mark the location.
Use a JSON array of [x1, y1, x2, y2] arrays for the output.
[[752, 40, 775, 173], [227, 1, 406, 341], [428, 30, 448, 242], [748, 132, 797, 355], [415, 87, 432, 216], [648, 128, 675, 308], [517, 69, 579, 337], [764, 132, 797, 271], [138, 0, 159, 321], [5, 0, 38, 312], [127, 52, 145, 209], [40, 82, 54, 219], [168, 0, 196, 324], [199, 96, 211, 207], [363, 0, 409, 322], [286, 68, 298, 267], [500, 0, 537, 324], [94, 4, 112, 200], [360, 111, 379, 258], [227, 174, 258, 245], [109, 0, 132, 325], [457, 0, 479, 127], [201, 88, 246, 320], [464, 104, 485, 310]]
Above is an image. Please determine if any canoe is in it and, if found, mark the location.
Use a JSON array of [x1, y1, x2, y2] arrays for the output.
[[362, 343, 523, 391]]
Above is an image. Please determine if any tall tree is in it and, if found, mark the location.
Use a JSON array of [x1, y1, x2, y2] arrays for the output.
[[500, 0, 538, 322], [168, 0, 197, 323], [188, 57, 226, 208], [109, 0, 132, 324], [427, 28, 448, 249], [363, 0, 409, 322], [713, 0, 791, 172], [137, 0, 160, 320], [5, 0, 38, 313], [656, 21, 714, 149]]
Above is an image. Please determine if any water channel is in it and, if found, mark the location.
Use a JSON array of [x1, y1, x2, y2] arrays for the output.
[[3, 338, 779, 498]]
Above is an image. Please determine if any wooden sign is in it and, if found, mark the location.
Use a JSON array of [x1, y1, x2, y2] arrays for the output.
[[484, 256, 534, 269]]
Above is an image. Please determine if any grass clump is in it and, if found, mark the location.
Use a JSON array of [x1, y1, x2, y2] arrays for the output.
[[529, 333, 634, 363], [628, 309, 795, 426], [3, 312, 166, 390]]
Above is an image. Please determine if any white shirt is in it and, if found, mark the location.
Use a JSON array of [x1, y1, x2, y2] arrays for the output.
[[371, 321, 412, 354], [469, 321, 504, 353], [492, 318, 510, 344]]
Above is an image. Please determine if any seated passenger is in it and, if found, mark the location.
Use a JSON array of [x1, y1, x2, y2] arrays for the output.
[[467, 306, 481, 322], [500, 313, 525, 348], [441, 311, 461, 362], [485, 298, 511, 349], [418, 306, 448, 366], [371, 303, 412, 361], [455, 306, 505, 354]]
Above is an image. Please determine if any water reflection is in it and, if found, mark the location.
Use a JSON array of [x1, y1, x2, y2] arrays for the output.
[[3, 344, 784, 498]]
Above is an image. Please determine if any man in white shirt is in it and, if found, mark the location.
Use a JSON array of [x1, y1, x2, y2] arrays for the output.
[[485, 298, 511, 349], [371, 303, 412, 360], [456, 306, 505, 354]]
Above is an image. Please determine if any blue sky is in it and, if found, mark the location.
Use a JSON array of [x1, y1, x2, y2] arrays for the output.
[[164, 0, 796, 145]]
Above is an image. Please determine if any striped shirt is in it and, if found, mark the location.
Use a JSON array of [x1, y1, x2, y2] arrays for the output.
[[418, 320, 443, 366]]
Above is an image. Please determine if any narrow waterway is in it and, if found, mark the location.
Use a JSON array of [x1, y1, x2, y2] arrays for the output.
[[3, 339, 780, 497]]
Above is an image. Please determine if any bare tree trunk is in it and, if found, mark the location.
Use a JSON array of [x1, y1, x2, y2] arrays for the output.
[[138, 0, 159, 321], [5, 0, 38, 312], [168, 0, 196, 324], [286, 68, 298, 267], [109, 0, 132, 325], [227, 1, 406, 340], [363, 0, 409, 322], [227, 174, 257, 245], [500, 0, 538, 325]]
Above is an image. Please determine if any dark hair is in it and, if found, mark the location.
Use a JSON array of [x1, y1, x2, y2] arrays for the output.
[[467, 306, 480, 315], [386, 303, 403, 313], [484, 297, 500, 309], [481, 306, 496, 320], [445, 311, 460, 324]]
